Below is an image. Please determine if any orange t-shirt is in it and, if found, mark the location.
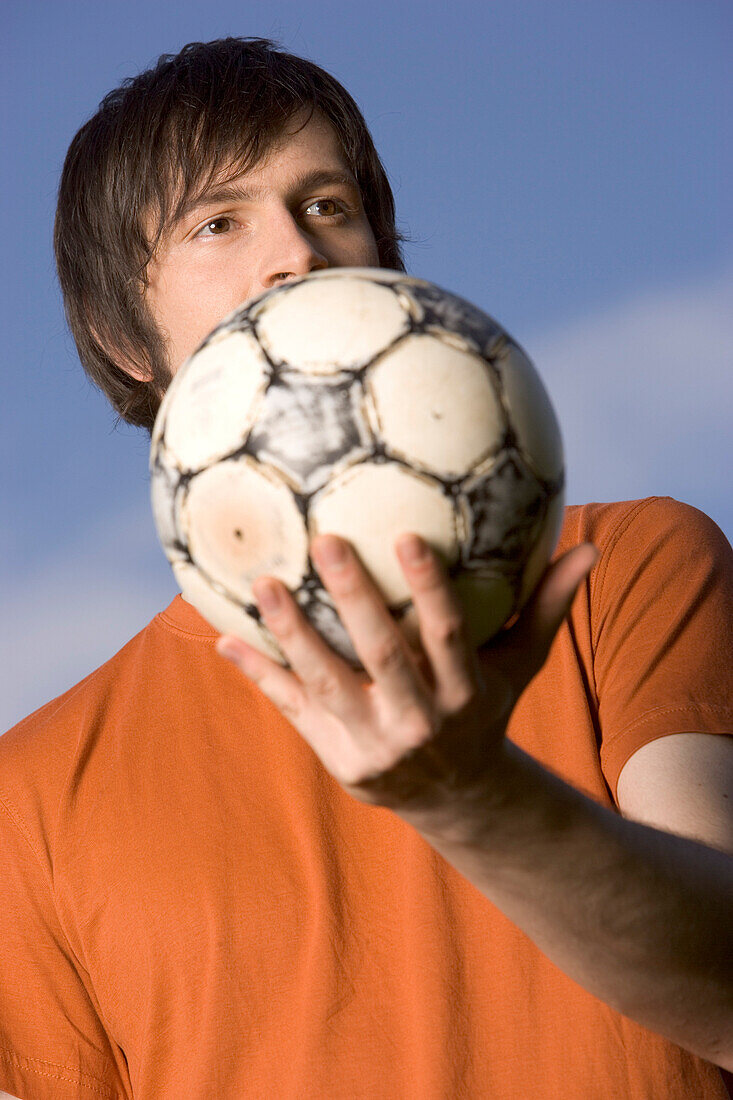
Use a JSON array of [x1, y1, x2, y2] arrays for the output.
[[0, 497, 731, 1100]]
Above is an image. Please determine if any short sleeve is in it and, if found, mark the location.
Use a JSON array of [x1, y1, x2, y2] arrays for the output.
[[0, 795, 128, 1100], [593, 498, 733, 798]]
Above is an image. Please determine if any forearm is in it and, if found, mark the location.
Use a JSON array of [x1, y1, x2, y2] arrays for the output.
[[405, 741, 733, 1070]]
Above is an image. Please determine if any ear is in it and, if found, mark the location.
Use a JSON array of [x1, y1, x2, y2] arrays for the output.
[[88, 317, 155, 383], [117, 360, 153, 384]]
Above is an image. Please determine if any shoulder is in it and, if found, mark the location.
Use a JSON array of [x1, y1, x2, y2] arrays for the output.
[[557, 496, 731, 561], [559, 497, 731, 622], [563, 500, 733, 799], [557, 496, 732, 662], [0, 602, 183, 803]]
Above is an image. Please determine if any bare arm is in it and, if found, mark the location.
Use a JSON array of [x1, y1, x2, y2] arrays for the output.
[[407, 735, 733, 1071]]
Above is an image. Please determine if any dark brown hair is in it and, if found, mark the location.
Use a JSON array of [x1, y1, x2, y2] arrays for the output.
[[54, 37, 406, 433]]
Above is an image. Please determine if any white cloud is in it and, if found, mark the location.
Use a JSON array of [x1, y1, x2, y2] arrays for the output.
[[524, 265, 733, 537], [1, 500, 178, 733]]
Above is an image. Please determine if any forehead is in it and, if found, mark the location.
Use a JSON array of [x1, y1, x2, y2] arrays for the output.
[[208, 112, 351, 193], [154, 110, 354, 239], [259, 109, 347, 160]]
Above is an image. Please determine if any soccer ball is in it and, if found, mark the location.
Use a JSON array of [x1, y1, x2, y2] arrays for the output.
[[150, 268, 564, 670]]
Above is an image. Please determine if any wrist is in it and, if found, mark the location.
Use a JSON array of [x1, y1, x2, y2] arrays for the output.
[[402, 740, 586, 852], [396, 739, 530, 845]]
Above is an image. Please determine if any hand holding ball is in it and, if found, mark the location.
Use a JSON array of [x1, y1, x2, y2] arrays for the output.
[[150, 269, 564, 670]]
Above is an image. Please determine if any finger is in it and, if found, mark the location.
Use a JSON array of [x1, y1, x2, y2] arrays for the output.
[[311, 534, 433, 720], [215, 633, 311, 722], [515, 542, 599, 658], [250, 575, 370, 727], [216, 632, 379, 783], [394, 533, 479, 712]]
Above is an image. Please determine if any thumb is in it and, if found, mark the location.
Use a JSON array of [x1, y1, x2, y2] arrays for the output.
[[514, 542, 599, 659]]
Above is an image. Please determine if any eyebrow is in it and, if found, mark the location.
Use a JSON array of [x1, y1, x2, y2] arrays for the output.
[[171, 169, 362, 230]]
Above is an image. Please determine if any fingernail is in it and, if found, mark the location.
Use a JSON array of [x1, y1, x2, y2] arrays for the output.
[[314, 536, 348, 569], [397, 534, 428, 564], [217, 638, 241, 662], [253, 579, 282, 613]]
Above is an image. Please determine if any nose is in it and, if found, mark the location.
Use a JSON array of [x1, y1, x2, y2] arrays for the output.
[[259, 208, 329, 291]]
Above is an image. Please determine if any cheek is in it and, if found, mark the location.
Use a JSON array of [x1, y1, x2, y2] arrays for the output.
[[348, 228, 380, 268], [174, 278, 251, 353]]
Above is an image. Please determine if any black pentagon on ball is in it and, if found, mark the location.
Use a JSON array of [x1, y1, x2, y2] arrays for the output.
[[245, 373, 373, 495], [397, 279, 507, 357], [462, 451, 549, 569]]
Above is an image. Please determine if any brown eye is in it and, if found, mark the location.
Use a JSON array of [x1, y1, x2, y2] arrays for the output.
[[198, 216, 232, 237], [306, 199, 340, 217]]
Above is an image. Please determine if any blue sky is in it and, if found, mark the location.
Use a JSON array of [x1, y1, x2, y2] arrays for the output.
[[2, 0, 731, 730]]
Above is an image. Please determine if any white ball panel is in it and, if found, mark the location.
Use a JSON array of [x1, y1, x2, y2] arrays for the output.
[[256, 276, 409, 373], [165, 331, 268, 470], [305, 267, 408, 285], [498, 343, 564, 482], [181, 459, 309, 601], [172, 561, 285, 663], [304, 268, 433, 325], [369, 334, 505, 476], [309, 462, 458, 605]]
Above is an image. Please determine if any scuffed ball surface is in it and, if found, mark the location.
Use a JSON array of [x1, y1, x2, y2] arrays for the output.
[[150, 268, 564, 669]]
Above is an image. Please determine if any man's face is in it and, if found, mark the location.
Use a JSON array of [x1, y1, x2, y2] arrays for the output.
[[145, 111, 380, 378]]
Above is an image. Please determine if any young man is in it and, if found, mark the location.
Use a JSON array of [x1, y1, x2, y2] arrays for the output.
[[1, 37, 731, 1100]]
